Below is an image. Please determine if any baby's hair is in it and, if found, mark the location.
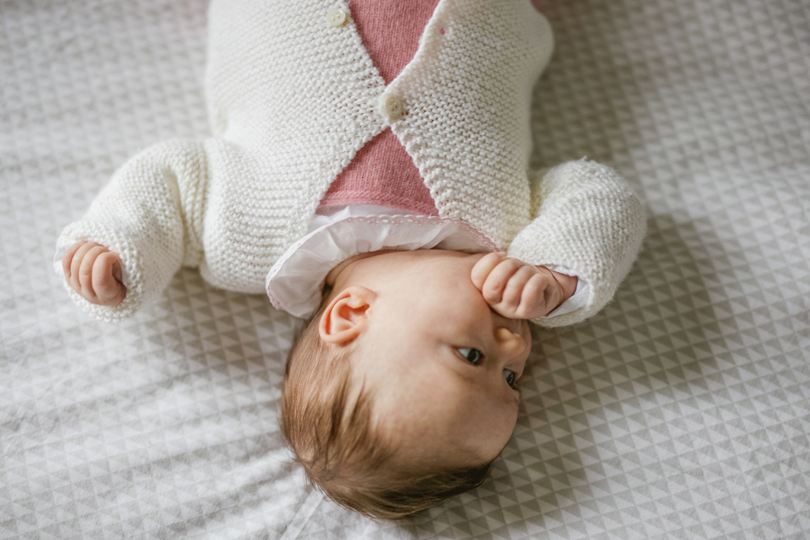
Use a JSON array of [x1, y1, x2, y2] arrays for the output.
[[280, 302, 493, 519]]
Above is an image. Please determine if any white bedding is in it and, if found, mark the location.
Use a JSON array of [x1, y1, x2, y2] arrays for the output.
[[1, 0, 808, 538]]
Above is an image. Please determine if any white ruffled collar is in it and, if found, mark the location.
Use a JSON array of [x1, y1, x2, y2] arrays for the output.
[[265, 206, 497, 319]]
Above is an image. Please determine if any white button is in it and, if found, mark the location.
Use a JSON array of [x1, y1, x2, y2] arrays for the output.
[[326, 8, 348, 27], [380, 93, 404, 121]]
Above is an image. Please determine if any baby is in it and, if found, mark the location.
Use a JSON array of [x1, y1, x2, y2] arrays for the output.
[[56, 0, 646, 519]]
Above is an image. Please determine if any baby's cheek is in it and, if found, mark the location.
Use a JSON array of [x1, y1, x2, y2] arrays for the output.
[[530, 0, 544, 13]]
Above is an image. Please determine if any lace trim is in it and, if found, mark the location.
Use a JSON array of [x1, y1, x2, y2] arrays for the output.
[[265, 215, 497, 316]]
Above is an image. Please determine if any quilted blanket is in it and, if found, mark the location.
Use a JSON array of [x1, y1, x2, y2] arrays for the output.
[[1, 0, 808, 538]]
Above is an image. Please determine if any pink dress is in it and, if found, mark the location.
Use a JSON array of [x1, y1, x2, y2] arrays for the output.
[[317, 0, 544, 216], [316, 0, 442, 216]]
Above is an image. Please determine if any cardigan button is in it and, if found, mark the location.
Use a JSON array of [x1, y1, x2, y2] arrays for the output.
[[380, 93, 404, 121], [326, 8, 348, 27]]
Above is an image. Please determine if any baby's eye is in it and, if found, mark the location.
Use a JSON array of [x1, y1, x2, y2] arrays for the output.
[[458, 348, 482, 365], [503, 369, 517, 387]]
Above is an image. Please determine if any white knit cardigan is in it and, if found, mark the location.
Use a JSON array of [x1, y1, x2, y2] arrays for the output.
[[57, 0, 646, 327]]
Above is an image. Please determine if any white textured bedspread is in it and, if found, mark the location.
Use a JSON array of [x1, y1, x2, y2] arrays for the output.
[[1, 0, 809, 538]]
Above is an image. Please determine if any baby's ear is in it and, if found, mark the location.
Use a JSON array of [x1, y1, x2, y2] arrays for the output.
[[319, 285, 375, 345]]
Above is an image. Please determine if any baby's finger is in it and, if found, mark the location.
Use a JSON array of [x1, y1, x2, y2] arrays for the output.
[[79, 245, 109, 300], [62, 242, 85, 280], [94, 252, 125, 305], [499, 265, 538, 312], [481, 258, 525, 305], [518, 272, 552, 318], [68, 242, 98, 294], [542, 271, 565, 314], [471, 252, 507, 290]]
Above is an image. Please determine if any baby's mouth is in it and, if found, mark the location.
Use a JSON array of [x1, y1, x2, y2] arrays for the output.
[[490, 308, 524, 335]]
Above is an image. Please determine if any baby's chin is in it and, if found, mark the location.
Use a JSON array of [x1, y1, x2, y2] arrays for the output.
[[371, 248, 484, 271]]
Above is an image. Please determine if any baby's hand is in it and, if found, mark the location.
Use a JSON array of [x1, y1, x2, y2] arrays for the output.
[[471, 252, 577, 319], [62, 242, 126, 307]]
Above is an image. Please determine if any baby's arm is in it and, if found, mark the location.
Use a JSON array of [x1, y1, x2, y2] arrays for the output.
[[506, 159, 647, 327], [471, 252, 577, 319], [57, 139, 209, 321]]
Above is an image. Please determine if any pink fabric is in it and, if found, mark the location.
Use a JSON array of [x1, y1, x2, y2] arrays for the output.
[[317, 129, 440, 215], [318, 0, 440, 216], [345, 0, 440, 85]]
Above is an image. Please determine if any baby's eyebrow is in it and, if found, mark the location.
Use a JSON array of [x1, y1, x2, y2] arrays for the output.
[[445, 355, 477, 382]]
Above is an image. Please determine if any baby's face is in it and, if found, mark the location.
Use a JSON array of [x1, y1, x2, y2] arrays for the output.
[[344, 251, 532, 469]]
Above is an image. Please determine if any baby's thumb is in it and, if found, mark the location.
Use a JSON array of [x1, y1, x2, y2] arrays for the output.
[[94, 253, 125, 303]]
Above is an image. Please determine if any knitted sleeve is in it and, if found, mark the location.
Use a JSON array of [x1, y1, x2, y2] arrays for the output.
[[56, 139, 209, 321], [507, 159, 646, 328]]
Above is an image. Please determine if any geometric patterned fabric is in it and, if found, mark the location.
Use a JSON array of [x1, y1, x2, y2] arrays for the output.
[[1, 0, 809, 538]]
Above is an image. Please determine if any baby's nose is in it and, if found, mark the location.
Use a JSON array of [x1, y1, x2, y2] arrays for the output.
[[495, 326, 526, 358]]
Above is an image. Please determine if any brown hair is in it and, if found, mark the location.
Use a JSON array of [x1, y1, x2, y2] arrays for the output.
[[279, 305, 494, 519]]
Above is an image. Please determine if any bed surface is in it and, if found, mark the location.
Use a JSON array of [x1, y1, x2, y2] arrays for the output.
[[1, 0, 809, 538]]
